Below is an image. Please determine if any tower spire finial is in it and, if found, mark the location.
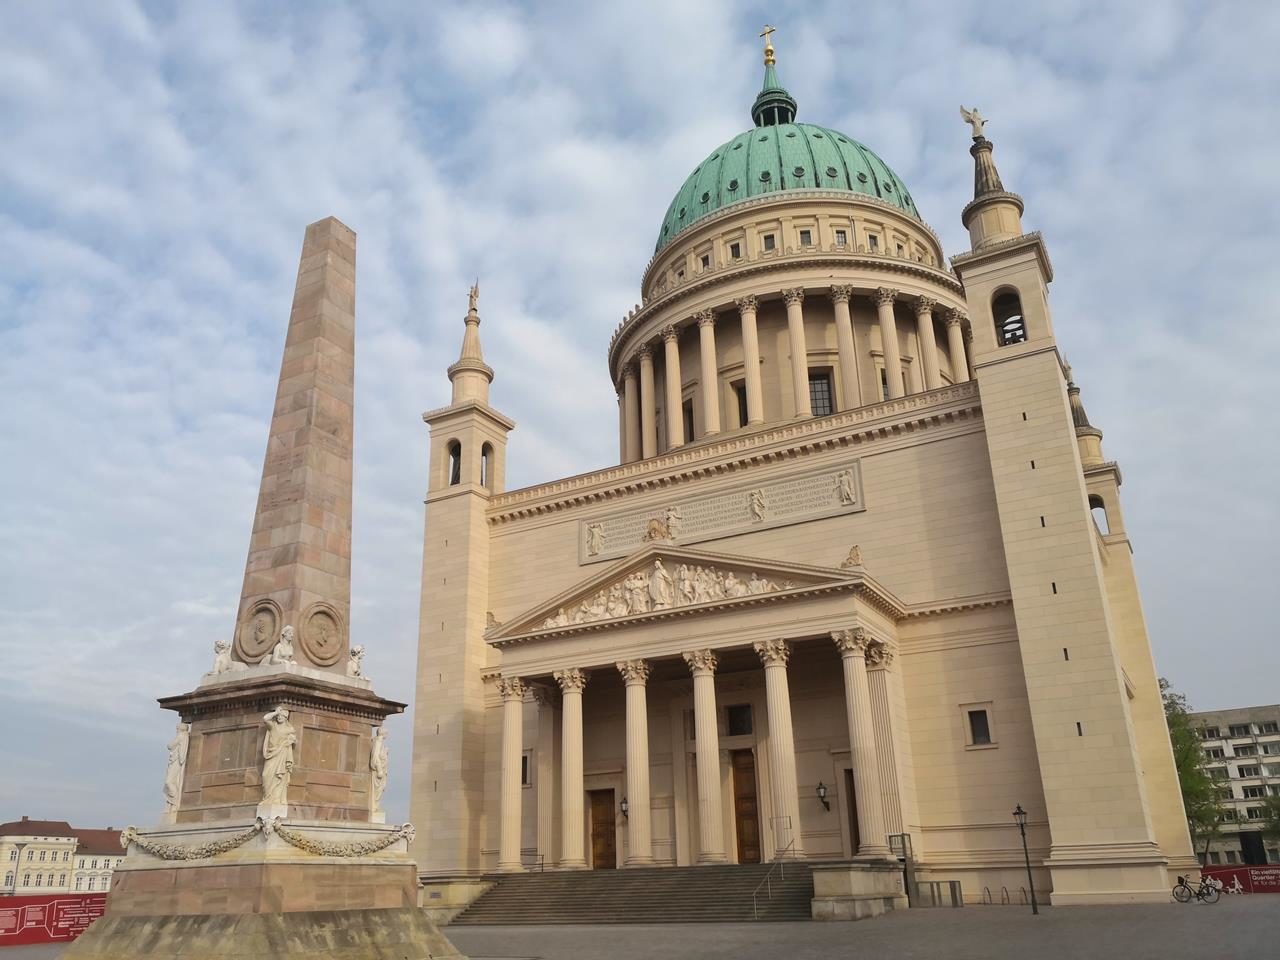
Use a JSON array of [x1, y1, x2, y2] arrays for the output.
[[449, 280, 494, 404], [760, 24, 776, 65]]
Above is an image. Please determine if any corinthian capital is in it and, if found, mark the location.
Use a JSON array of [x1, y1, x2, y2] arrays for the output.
[[735, 295, 759, 315], [497, 676, 527, 701], [914, 295, 937, 315], [945, 307, 967, 328], [637, 344, 653, 363], [696, 309, 716, 329], [753, 638, 791, 667], [782, 287, 805, 307], [683, 649, 718, 676], [554, 667, 588, 693], [829, 284, 854, 304], [873, 287, 898, 307], [831, 627, 874, 656], [865, 641, 895, 668], [616, 659, 651, 685], [661, 324, 679, 344]]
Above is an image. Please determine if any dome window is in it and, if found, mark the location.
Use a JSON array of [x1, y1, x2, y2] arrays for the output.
[[728, 179, 739, 191], [678, 207, 686, 218], [785, 131, 797, 138], [856, 172, 869, 183], [825, 166, 838, 178], [710, 153, 719, 160], [883, 182, 894, 193], [700, 191, 710, 203], [812, 132, 824, 138], [793, 166, 805, 178], [733, 142, 743, 150], [759, 171, 772, 182], [758, 135, 769, 142]]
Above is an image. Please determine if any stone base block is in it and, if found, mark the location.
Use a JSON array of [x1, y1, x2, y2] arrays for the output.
[[418, 876, 495, 924], [1046, 843, 1171, 905], [61, 906, 465, 959], [811, 860, 907, 921]]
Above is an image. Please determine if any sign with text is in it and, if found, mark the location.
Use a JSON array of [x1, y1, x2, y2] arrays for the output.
[[1201, 865, 1280, 894], [0, 894, 107, 946]]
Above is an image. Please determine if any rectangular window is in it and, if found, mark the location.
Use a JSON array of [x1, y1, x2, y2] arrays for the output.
[[867, 234, 879, 251], [39, 851, 46, 862], [1222, 809, 1237, 821], [733, 381, 749, 428], [682, 399, 695, 443], [762, 234, 776, 251], [798, 228, 813, 246], [727, 704, 753, 736], [1208, 851, 1221, 864], [1235, 744, 1258, 757], [1229, 724, 1252, 737], [729, 241, 742, 259], [968, 710, 992, 746], [1243, 786, 1266, 799], [1217, 787, 1233, 800], [879, 367, 889, 401], [520, 752, 532, 787], [1269, 849, 1280, 863], [1209, 768, 1228, 780], [1262, 722, 1279, 734], [834, 228, 847, 247], [1265, 743, 1280, 756], [895, 242, 905, 256], [1202, 726, 1220, 739], [808, 371, 834, 417], [1247, 807, 1264, 821], [699, 254, 710, 269], [1239, 765, 1260, 778], [1225, 849, 1239, 862], [676, 269, 685, 280], [1205, 747, 1225, 759]]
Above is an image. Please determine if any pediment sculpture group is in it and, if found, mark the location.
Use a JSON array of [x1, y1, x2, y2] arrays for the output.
[[540, 559, 789, 630]]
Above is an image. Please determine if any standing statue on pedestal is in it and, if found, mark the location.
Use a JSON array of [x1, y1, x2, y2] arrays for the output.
[[960, 105, 987, 140], [261, 706, 297, 806], [370, 727, 389, 819], [162, 722, 190, 816]]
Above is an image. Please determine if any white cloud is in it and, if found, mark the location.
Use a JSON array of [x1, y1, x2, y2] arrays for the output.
[[0, 0, 1276, 827]]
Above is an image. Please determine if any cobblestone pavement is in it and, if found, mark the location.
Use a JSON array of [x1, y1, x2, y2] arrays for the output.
[[7, 897, 1274, 960]]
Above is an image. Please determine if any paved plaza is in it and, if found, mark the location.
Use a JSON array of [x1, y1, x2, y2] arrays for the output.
[[8, 897, 1276, 960]]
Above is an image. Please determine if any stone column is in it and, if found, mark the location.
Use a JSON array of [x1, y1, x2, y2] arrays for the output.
[[555, 667, 589, 868], [965, 327, 978, 381], [735, 296, 764, 425], [497, 677, 526, 872], [683, 650, 726, 863], [753, 640, 804, 859], [662, 326, 684, 449], [782, 288, 812, 417], [914, 296, 942, 391], [622, 364, 640, 462], [946, 309, 969, 383], [696, 310, 721, 436], [830, 285, 861, 410], [639, 347, 657, 459], [874, 288, 904, 399], [617, 660, 654, 866], [865, 646, 904, 836], [831, 630, 894, 859]]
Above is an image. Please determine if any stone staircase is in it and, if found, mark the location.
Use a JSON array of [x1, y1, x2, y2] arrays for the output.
[[449, 862, 814, 924]]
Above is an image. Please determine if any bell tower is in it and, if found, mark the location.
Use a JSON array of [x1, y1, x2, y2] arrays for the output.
[[951, 115, 1190, 902], [410, 284, 514, 887]]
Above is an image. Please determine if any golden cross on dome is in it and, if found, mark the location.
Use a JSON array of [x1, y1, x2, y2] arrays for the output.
[[759, 24, 776, 65]]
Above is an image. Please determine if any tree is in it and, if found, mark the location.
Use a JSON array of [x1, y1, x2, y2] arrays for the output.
[[1160, 678, 1225, 857], [1258, 795, 1280, 848]]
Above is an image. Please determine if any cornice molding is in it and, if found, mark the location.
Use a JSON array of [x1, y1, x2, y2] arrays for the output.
[[422, 398, 517, 431], [486, 382, 981, 523], [949, 230, 1054, 282]]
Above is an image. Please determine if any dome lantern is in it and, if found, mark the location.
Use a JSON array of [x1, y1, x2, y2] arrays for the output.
[[751, 25, 797, 127]]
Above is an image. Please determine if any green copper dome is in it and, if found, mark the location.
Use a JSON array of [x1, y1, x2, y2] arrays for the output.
[[655, 52, 920, 253]]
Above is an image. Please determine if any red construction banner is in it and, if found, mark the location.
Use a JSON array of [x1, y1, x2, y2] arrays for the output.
[[1201, 865, 1280, 894], [0, 894, 107, 946]]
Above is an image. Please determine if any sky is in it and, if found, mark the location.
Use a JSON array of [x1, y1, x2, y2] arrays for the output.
[[1, 0, 1277, 830]]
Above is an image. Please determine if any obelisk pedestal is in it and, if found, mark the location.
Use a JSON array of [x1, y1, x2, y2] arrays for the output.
[[64, 218, 465, 959]]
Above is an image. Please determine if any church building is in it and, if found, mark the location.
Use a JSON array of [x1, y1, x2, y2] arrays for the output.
[[408, 33, 1194, 912]]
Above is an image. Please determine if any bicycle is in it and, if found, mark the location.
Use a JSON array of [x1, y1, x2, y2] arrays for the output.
[[1172, 875, 1221, 903]]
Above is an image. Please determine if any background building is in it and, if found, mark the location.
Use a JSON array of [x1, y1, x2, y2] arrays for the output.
[[0, 817, 123, 896], [1192, 706, 1280, 866]]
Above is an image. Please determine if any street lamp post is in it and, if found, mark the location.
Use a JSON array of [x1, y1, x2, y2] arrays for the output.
[[1012, 804, 1039, 915], [10, 842, 28, 895]]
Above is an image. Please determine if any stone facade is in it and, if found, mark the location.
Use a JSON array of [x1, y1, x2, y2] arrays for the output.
[[409, 44, 1195, 912]]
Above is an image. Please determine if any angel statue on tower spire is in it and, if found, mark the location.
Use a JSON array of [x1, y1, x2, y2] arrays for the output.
[[960, 105, 986, 140], [468, 279, 480, 313]]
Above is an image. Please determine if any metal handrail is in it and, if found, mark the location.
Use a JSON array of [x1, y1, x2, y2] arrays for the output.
[[521, 852, 545, 872], [751, 839, 796, 920]]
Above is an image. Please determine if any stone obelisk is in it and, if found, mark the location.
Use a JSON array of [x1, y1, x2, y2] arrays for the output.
[[65, 218, 464, 959]]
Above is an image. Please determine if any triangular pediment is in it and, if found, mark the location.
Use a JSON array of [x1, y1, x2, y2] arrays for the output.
[[488, 544, 891, 644]]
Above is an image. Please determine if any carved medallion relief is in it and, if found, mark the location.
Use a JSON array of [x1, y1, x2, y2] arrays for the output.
[[300, 602, 345, 666], [235, 599, 282, 663]]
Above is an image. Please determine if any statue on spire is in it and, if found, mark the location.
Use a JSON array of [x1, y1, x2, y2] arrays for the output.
[[960, 105, 987, 140], [759, 24, 776, 65], [468, 279, 480, 313]]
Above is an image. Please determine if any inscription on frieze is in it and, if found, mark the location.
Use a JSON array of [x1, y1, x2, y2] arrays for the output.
[[578, 462, 864, 564]]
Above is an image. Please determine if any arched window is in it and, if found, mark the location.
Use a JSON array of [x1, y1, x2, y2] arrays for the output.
[[480, 443, 494, 490], [1089, 495, 1110, 534], [993, 290, 1028, 346], [447, 440, 462, 486]]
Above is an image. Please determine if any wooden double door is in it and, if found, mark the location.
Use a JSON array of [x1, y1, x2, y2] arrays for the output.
[[731, 749, 761, 864], [588, 788, 616, 869]]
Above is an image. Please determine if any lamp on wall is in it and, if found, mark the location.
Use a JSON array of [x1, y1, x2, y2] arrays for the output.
[[620, 797, 630, 819], [816, 782, 830, 811]]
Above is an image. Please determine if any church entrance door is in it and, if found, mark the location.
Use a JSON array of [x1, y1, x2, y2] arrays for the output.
[[731, 749, 761, 863], [588, 789, 617, 869], [844, 768, 860, 856]]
